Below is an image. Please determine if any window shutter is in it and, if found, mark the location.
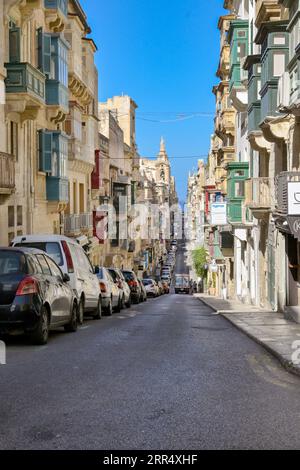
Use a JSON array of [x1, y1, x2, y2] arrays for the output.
[[37, 28, 43, 71], [39, 131, 52, 173], [9, 27, 20, 63], [37, 30, 51, 75]]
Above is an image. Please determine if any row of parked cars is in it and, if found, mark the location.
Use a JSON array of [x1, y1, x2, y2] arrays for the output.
[[0, 234, 174, 346]]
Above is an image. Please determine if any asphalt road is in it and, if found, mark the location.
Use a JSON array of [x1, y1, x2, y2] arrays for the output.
[[1, 242, 300, 450]]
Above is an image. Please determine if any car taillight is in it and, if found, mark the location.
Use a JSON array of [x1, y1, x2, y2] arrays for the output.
[[117, 280, 122, 289], [99, 282, 107, 293], [128, 280, 138, 287], [61, 241, 74, 273], [16, 277, 39, 296]]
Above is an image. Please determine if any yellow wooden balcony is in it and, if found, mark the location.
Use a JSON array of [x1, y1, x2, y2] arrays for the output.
[[245, 177, 272, 219], [256, 0, 283, 27]]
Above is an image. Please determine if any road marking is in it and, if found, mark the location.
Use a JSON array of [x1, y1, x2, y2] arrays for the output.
[[79, 326, 91, 330]]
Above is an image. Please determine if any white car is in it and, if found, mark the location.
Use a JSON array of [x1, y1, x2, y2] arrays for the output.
[[95, 267, 121, 315], [142, 279, 159, 297], [12, 235, 101, 323]]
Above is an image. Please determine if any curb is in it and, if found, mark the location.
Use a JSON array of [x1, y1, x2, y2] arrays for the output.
[[197, 297, 300, 378]]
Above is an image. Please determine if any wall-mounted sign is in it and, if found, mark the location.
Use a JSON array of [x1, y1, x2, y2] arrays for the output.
[[287, 216, 300, 242], [288, 182, 300, 215], [211, 203, 227, 226]]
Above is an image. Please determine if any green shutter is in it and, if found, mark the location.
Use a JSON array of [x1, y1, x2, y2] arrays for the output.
[[39, 131, 52, 173], [37, 29, 51, 75], [9, 27, 20, 63]]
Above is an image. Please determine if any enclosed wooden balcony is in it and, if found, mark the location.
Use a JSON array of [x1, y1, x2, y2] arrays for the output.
[[44, 0, 68, 32], [5, 62, 46, 120], [256, 0, 284, 27], [244, 177, 272, 219]]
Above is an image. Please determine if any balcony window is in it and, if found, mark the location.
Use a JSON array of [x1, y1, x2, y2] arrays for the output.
[[39, 130, 68, 177], [38, 32, 68, 87], [235, 181, 245, 198], [273, 53, 285, 77]]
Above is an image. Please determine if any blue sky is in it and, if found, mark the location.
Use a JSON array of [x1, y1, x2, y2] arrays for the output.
[[80, 0, 226, 203]]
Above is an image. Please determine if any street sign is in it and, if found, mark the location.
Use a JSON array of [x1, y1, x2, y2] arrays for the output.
[[211, 203, 227, 225], [288, 182, 300, 215]]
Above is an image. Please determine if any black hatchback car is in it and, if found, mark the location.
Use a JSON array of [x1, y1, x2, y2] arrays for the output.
[[0, 248, 78, 345]]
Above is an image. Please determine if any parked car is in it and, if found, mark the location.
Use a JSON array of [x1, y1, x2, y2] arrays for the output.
[[161, 274, 171, 284], [12, 235, 101, 324], [175, 274, 191, 294], [162, 267, 172, 276], [0, 247, 79, 345], [122, 270, 142, 304], [161, 280, 170, 294], [138, 279, 147, 302], [94, 266, 120, 315], [142, 279, 159, 297], [108, 268, 131, 309], [157, 281, 164, 296]]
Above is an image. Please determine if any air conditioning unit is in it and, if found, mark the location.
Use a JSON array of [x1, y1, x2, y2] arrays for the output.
[[277, 72, 290, 112]]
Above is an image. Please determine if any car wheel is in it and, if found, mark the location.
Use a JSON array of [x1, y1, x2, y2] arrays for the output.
[[121, 295, 126, 310], [31, 305, 49, 345], [78, 300, 84, 325], [126, 296, 132, 308], [106, 298, 113, 316], [64, 302, 78, 332], [93, 298, 102, 320], [115, 296, 122, 312]]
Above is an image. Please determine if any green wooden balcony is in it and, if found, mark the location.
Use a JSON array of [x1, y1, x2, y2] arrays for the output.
[[248, 103, 261, 133], [226, 162, 249, 225], [260, 81, 280, 122], [5, 62, 45, 104]]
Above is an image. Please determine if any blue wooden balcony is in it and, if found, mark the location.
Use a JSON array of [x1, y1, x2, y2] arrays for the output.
[[44, 0, 68, 17], [46, 177, 68, 202], [46, 80, 69, 112]]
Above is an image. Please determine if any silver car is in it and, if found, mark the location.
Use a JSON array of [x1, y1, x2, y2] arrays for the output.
[[108, 268, 132, 308]]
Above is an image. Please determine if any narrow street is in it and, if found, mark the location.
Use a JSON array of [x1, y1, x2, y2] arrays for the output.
[[1, 243, 300, 450]]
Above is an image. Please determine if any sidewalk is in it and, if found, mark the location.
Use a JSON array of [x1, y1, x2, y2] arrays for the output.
[[195, 294, 300, 377]]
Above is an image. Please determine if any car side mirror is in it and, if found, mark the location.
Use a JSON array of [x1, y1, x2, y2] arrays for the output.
[[63, 273, 70, 283]]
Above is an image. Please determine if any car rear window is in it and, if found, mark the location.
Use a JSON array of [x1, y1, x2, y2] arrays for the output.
[[175, 277, 189, 286], [14, 242, 63, 266], [0, 251, 27, 275], [142, 280, 153, 286], [108, 269, 117, 281]]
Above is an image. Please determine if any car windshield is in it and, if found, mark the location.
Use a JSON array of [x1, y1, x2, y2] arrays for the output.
[[143, 280, 153, 285], [0, 251, 27, 275], [14, 242, 63, 266], [96, 267, 104, 278]]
